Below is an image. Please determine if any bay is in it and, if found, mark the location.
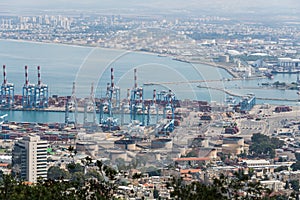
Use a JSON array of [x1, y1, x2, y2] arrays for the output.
[[0, 39, 298, 123]]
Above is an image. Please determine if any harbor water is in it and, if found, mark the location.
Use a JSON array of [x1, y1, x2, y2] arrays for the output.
[[0, 39, 299, 123]]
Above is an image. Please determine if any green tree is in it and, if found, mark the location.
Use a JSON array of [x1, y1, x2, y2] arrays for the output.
[[290, 180, 300, 191], [47, 166, 70, 180], [171, 177, 224, 200], [274, 166, 289, 172], [71, 172, 85, 187], [250, 133, 284, 158], [291, 161, 300, 171], [153, 186, 159, 199], [169, 172, 278, 200], [0, 171, 119, 200], [85, 169, 103, 181], [285, 180, 290, 189], [295, 152, 300, 161], [67, 162, 84, 174], [132, 173, 142, 179]]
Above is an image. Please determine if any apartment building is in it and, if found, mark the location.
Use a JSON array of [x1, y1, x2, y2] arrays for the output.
[[12, 134, 48, 183]]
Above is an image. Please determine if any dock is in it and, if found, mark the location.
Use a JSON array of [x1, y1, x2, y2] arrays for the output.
[[197, 85, 300, 102]]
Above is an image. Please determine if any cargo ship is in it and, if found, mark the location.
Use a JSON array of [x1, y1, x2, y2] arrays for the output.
[[271, 69, 300, 74]]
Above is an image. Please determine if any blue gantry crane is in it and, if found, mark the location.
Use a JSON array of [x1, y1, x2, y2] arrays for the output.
[[99, 68, 121, 131], [22, 65, 35, 109], [130, 68, 146, 125], [34, 66, 48, 109], [0, 65, 14, 109]]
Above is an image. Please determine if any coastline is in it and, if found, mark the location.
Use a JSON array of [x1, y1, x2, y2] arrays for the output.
[[0, 38, 93, 50], [0, 38, 165, 57], [187, 59, 239, 78], [0, 38, 245, 80]]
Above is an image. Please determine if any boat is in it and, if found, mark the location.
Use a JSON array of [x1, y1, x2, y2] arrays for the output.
[[271, 69, 300, 74], [143, 82, 156, 86], [264, 72, 274, 79], [157, 54, 167, 57], [261, 82, 270, 86]]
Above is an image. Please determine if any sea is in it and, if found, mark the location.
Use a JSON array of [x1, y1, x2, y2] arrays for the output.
[[0, 39, 299, 123]]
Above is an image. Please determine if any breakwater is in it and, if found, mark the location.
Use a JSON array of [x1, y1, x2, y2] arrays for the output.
[[197, 85, 299, 102]]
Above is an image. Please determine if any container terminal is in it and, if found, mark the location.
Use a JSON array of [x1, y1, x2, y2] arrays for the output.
[[0, 64, 264, 142], [0, 64, 259, 127], [0, 64, 293, 168], [0, 64, 299, 199]]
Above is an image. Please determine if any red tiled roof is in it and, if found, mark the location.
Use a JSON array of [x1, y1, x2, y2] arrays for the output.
[[0, 163, 9, 167], [23, 181, 34, 185], [143, 183, 154, 188], [182, 177, 192, 181], [180, 169, 201, 174]]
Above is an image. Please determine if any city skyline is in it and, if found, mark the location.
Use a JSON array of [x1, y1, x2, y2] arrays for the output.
[[0, 0, 299, 20], [1, 1, 300, 199]]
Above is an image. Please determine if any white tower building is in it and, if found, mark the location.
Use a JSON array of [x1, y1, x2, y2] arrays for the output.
[[12, 135, 48, 183]]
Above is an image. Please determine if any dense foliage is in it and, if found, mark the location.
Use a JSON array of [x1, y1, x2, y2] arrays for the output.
[[0, 156, 119, 200], [170, 171, 288, 200], [0, 167, 290, 200], [0, 174, 117, 200], [291, 161, 300, 171], [249, 133, 284, 158]]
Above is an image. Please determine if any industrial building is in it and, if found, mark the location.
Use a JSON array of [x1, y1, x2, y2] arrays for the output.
[[277, 58, 300, 68], [240, 94, 256, 112]]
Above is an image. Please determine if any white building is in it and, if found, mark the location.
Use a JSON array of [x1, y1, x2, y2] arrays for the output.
[[242, 159, 270, 167], [278, 58, 300, 67], [12, 135, 48, 183]]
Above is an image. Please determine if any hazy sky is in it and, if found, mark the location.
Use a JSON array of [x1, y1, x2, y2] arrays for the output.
[[4, 0, 297, 9], [1, 0, 299, 18]]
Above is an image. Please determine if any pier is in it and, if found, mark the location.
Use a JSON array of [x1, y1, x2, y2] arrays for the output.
[[197, 85, 300, 102], [143, 77, 264, 86]]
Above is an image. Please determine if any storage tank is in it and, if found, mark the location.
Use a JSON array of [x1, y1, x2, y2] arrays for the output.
[[76, 141, 98, 157], [114, 139, 136, 150], [151, 138, 173, 149], [222, 144, 244, 155], [109, 150, 127, 162], [223, 136, 244, 146], [222, 136, 244, 155]]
